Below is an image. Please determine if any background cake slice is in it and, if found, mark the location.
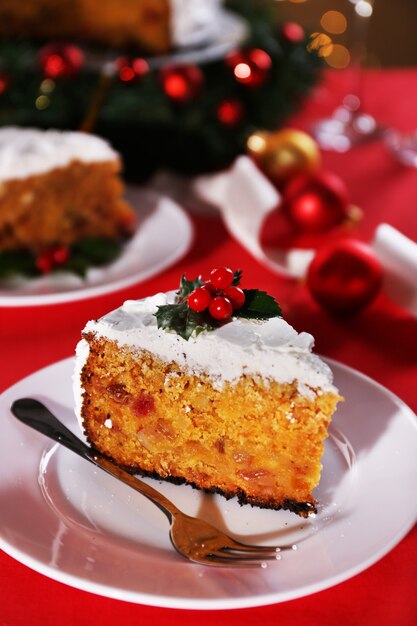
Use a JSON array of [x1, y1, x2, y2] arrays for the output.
[[75, 270, 342, 517], [0, 127, 135, 261], [0, 0, 224, 54]]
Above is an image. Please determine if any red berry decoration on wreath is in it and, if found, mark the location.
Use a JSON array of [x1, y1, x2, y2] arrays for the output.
[[38, 43, 85, 79], [116, 56, 149, 83], [281, 22, 305, 44], [306, 238, 383, 316], [216, 99, 245, 127], [159, 64, 204, 104], [283, 170, 349, 232], [155, 268, 282, 340], [0, 70, 10, 95], [226, 48, 272, 88]]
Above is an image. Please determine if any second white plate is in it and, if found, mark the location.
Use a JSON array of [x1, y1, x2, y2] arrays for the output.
[[0, 188, 193, 307]]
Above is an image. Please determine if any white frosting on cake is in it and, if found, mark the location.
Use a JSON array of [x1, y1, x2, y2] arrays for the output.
[[0, 127, 118, 183], [75, 291, 338, 401], [170, 0, 224, 48]]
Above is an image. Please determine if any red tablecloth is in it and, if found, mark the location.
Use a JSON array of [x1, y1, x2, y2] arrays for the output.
[[1, 69, 416, 625]]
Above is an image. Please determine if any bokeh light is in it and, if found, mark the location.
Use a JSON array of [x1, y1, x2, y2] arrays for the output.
[[35, 95, 50, 110], [40, 79, 55, 94], [320, 10, 347, 35], [247, 133, 268, 154], [234, 63, 252, 81], [308, 33, 334, 58], [355, 1, 373, 18], [326, 44, 351, 69]]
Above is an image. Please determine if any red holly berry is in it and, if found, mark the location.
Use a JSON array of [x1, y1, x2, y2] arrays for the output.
[[306, 239, 383, 315], [36, 251, 54, 274], [209, 296, 233, 320], [209, 266, 234, 290], [51, 245, 70, 265], [203, 281, 217, 295], [224, 286, 245, 310], [36, 245, 70, 273], [188, 287, 212, 312]]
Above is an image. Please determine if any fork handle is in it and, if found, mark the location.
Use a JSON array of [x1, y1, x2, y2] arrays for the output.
[[11, 398, 180, 522]]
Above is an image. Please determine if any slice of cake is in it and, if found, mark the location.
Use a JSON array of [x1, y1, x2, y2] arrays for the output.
[[75, 268, 342, 517], [0, 0, 224, 54], [0, 127, 134, 266]]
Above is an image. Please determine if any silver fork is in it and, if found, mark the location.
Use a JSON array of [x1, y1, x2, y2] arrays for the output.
[[11, 398, 292, 568]]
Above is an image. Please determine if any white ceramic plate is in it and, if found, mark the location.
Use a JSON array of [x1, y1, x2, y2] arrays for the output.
[[0, 358, 416, 610], [85, 11, 249, 73], [0, 188, 193, 307]]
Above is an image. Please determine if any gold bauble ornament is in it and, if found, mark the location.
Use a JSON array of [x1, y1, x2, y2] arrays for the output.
[[247, 128, 321, 184]]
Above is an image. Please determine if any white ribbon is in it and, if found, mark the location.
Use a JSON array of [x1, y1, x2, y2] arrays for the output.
[[194, 156, 315, 278], [194, 156, 417, 316]]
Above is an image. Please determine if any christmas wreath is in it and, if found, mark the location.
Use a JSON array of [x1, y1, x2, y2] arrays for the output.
[[0, 0, 321, 177]]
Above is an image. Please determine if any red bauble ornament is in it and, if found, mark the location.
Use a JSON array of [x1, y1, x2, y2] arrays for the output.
[[281, 22, 305, 44], [116, 56, 149, 83], [216, 99, 244, 126], [306, 239, 383, 316], [38, 43, 85, 79], [226, 48, 272, 88], [159, 64, 204, 103], [284, 170, 349, 232], [0, 71, 10, 95]]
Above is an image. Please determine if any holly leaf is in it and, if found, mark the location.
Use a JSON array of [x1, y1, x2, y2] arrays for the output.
[[0, 250, 38, 279], [155, 302, 189, 337], [154, 273, 282, 340], [232, 269, 242, 286], [62, 255, 89, 278], [238, 289, 282, 319], [63, 237, 123, 277], [155, 302, 219, 340], [71, 237, 122, 265]]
